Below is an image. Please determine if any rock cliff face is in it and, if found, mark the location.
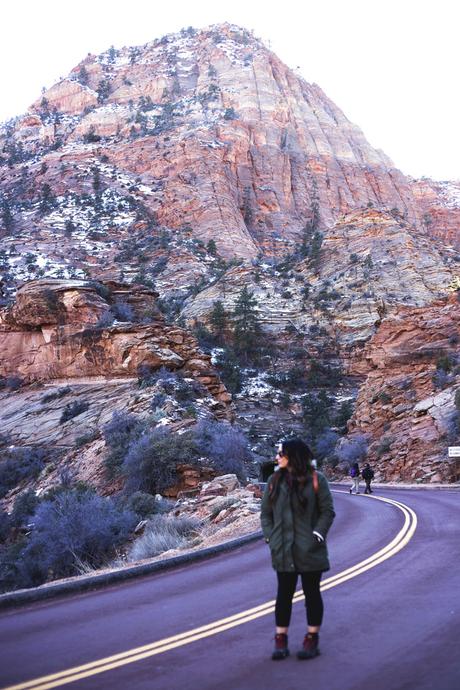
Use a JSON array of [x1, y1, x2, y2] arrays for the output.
[[0, 279, 232, 418], [1, 22, 455, 267], [347, 294, 459, 482], [410, 178, 460, 252], [182, 208, 453, 342]]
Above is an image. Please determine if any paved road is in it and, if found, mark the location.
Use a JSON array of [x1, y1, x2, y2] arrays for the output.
[[0, 488, 459, 690]]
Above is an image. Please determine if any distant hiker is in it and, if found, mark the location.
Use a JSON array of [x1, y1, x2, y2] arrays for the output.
[[362, 463, 375, 494], [261, 438, 335, 661], [349, 462, 360, 494]]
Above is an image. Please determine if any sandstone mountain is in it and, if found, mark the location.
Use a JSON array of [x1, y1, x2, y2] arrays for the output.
[[0, 22, 459, 497], [1, 23, 459, 272]]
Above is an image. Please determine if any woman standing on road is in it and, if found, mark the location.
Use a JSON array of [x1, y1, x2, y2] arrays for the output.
[[261, 437, 335, 661]]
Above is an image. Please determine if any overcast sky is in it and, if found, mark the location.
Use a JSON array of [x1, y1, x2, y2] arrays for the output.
[[2, 0, 458, 181]]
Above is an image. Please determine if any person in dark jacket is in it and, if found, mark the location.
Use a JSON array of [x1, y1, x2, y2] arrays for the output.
[[261, 437, 335, 661], [362, 463, 375, 494]]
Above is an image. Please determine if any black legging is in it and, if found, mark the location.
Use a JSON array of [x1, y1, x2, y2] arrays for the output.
[[275, 571, 323, 627]]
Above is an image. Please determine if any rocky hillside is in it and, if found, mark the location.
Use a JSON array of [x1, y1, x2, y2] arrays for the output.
[[347, 293, 459, 482], [0, 279, 235, 495], [182, 208, 453, 342]]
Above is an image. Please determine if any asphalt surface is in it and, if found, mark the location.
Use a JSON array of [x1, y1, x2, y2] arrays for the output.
[[0, 487, 459, 690]]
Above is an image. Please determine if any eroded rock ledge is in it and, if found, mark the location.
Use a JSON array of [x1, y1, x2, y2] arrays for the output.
[[0, 279, 232, 417]]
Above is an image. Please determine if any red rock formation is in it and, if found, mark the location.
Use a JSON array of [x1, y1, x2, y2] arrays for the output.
[[0, 279, 232, 414], [347, 294, 459, 482], [410, 178, 460, 252]]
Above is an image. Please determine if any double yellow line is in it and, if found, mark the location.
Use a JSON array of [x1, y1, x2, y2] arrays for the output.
[[3, 493, 417, 690]]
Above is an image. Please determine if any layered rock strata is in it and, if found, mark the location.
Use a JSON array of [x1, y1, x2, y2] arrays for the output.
[[1, 23, 453, 263], [410, 179, 460, 253], [0, 279, 232, 414], [347, 294, 459, 482], [182, 209, 454, 342]]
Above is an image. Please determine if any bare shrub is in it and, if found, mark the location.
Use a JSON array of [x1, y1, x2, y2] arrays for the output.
[[336, 434, 368, 467], [112, 302, 134, 322], [11, 489, 136, 589], [194, 420, 251, 479], [128, 514, 200, 561], [60, 400, 89, 424], [96, 311, 115, 328], [103, 411, 146, 476], [315, 429, 339, 463], [137, 364, 177, 389]]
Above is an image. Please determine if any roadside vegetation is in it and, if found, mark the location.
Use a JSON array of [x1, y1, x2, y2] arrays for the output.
[[0, 409, 254, 593]]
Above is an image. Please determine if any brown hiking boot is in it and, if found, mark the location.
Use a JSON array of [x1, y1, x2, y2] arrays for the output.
[[272, 633, 289, 660], [297, 632, 320, 659]]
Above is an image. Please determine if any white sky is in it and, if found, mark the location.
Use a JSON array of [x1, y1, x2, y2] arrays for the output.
[[1, 0, 458, 181]]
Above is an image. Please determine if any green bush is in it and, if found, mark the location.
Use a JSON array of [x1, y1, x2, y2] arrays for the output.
[[213, 348, 242, 393], [11, 490, 39, 528], [436, 355, 453, 372], [60, 400, 89, 424], [455, 389, 460, 412], [223, 107, 237, 120], [209, 497, 237, 519], [301, 391, 332, 438], [0, 509, 10, 541], [334, 400, 354, 428], [378, 392, 392, 404], [74, 430, 99, 448], [41, 386, 72, 403]]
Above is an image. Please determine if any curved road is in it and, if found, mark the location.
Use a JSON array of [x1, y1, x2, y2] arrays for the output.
[[0, 488, 459, 690]]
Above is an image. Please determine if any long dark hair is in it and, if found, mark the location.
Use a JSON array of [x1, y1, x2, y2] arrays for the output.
[[269, 437, 314, 507]]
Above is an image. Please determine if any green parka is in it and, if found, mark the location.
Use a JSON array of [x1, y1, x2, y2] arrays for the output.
[[260, 470, 335, 573]]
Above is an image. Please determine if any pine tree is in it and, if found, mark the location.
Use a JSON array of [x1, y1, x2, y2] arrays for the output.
[[78, 66, 89, 86], [64, 219, 75, 237], [302, 390, 331, 438], [1, 197, 14, 233], [39, 183, 55, 214], [232, 286, 263, 362], [309, 231, 323, 272], [209, 300, 227, 341], [92, 166, 101, 194], [242, 187, 253, 227], [206, 239, 217, 256]]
